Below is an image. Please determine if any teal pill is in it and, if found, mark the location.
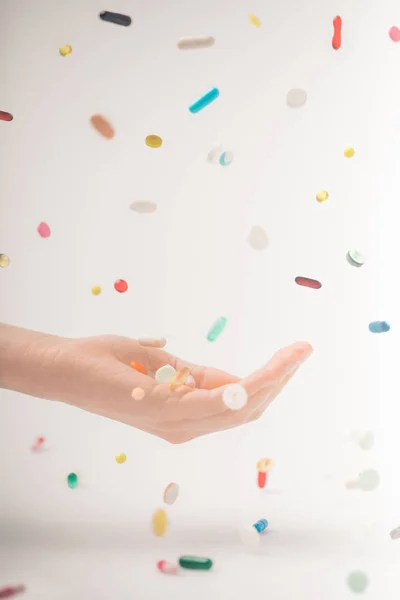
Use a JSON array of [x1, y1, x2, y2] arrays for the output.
[[207, 317, 227, 341], [369, 321, 390, 333], [67, 472, 78, 489], [253, 518, 268, 533], [179, 556, 213, 570], [189, 87, 220, 113]]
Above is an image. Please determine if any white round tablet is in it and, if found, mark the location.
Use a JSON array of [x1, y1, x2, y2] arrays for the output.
[[358, 469, 380, 491], [346, 250, 365, 267], [286, 88, 307, 108], [163, 482, 179, 505], [155, 364, 176, 383], [238, 525, 260, 549], [222, 384, 248, 410], [247, 225, 269, 251]]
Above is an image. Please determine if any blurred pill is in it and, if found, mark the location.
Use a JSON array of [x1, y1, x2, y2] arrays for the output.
[[90, 114, 115, 139], [249, 14, 261, 27], [220, 151, 234, 166], [316, 190, 329, 203], [99, 11, 131, 26], [0, 111, 13, 122], [59, 45, 72, 56], [247, 226, 268, 250], [346, 250, 364, 267], [295, 276, 322, 289], [287, 89, 307, 108], [222, 383, 248, 410], [91, 286, 102, 295], [177, 36, 215, 49], [129, 201, 157, 214], [152, 509, 168, 536], [131, 387, 145, 400], [145, 134, 163, 148], [139, 337, 166, 348], [390, 526, 400, 540], [163, 482, 179, 505], [155, 364, 176, 383], [369, 321, 390, 333], [0, 254, 10, 268], [115, 453, 127, 464]]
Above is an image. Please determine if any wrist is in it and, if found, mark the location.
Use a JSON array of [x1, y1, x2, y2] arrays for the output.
[[0, 323, 63, 399]]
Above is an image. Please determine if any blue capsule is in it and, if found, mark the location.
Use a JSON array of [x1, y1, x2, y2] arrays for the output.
[[189, 87, 220, 113], [253, 519, 268, 533], [369, 321, 390, 334]]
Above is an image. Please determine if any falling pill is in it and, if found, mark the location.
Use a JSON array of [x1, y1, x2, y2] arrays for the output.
[[177, 36, 215, 50], [0, 254, 10, 268], [99, 11, 131, 26], [0, 111, 13, 122], [152, 509, 168, 536], [37, 222, 51, 238], [286, 89, 307, 108], [247, 226, 268, 250], [369, 321, 390, 333], [129, 201, 158, 214], [90, 114, 115, 139], [332, 16, 342, 50], [316, 190, 329, 203], [222, 384, 248, 410], [346, 250, 364, 267], [145, 134, 163, 148], [347, 571, 369, 594], [163, 482, 179, 505], [248, 14, 261, 27], [59, 45, 72, 56], [219, 151, 234, 166], [295, 276, 322, 290], [388, 26, 400, 42], [189, 87, 220, 113]]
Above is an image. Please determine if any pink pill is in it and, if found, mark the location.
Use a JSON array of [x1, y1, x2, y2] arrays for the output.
[[131, 387, 145, 400], [157, 560, 178, 575], [37, 222, 51, 238], [389, 26, 400, 42]]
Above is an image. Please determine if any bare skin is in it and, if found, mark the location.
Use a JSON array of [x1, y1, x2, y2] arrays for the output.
[[0, 323, 312, 444]]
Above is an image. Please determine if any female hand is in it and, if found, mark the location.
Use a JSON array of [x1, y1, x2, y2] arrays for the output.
[[0, 325, 312, 444]]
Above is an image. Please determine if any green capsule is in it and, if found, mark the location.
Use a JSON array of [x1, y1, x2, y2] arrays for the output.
[[67, 472, 78, 489], [207, 317, 227, 342], [179, 555, 213, 570]]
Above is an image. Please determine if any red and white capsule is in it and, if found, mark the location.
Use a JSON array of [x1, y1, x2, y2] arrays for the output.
[[157, 560, 178, 575]]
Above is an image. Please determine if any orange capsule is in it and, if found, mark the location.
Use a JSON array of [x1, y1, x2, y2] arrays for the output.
[[169, 367, 190, 390], [129, 360, 147, 375], [90, 114, 115, 139]]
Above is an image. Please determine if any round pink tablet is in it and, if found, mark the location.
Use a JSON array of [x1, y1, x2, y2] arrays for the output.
[[389, 26, 400, 42], [132, 387, 145, 400], [37, 222, 51, 238]]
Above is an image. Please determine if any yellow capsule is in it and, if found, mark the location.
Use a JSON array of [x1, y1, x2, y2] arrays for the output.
[[91, 286, 102, 295], [316, 190, 329, 203], [0, 253, 10, 268], [344, 147, 355, 158], [249, 14, 261, 27], [169, 367, 190, 390], [59, 45, 72, 57], [115, 453, 127, 464], [152, 509, 168, 536], [145, 134, 163, 149]]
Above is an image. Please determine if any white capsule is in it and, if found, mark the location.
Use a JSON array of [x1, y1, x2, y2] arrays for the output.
[[238, 525, 260, 549], [177, 36, 215, 50], [222, 383, 248, 410], [129, 201, 158, 214], [138, 337, 167, 348], [155, 364, 176, 383], [247, 226, 269, 251]]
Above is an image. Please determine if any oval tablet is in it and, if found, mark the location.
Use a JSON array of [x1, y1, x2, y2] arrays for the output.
[[152, 509, 168, 536], [145, 134, 163, 148], [295, 276, 322, 289], [59, 45, 72, 57], [163, 482, 179, 505], [0, 253, 10, 268], [0, 111, 13, 122], [247, 225, 268, 250], [90, 114, 115, 139], [177, 36, 215, 50], [129, 201, 157, 214]]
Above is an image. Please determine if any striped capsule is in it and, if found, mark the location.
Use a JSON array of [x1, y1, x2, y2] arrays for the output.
[[295, 276, 322, 289], [179, 556, 213, 570], [189, 87, 220, 113], [369, 321, 390, 333], [253, 518, 268, 533]]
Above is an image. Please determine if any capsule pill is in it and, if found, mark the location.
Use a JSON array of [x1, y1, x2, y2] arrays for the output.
[[189, 87, 220, 113], [157, 560, 178, 575], [129, 360, 147, 375], [295, 276, 322, 289], [179, 556, 213, 570], [0, 111, 13, 122], [207, 316, 227, 341], [0, 254, 10, 268], [90, 114, 115, 139], [177, 36, 215, 50], [99, 11, 131, 26], [253, 518, 268, 533]]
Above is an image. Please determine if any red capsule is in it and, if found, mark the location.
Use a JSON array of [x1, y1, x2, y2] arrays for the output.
[[0, 111, 13, 122], [258, 471, 267, 489], [332, 16, 342, 50], [295, 277, 322, 290]]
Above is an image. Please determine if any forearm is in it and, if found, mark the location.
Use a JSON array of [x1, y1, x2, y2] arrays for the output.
[[0, 323, 62, 398]]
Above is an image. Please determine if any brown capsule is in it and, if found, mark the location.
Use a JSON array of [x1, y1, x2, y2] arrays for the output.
[[0, 111, 13, 122], [90, 114, 115, 139]]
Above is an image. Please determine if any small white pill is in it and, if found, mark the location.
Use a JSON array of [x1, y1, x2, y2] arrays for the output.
[[155, 364, 176, 383], [238, 525, 260, 549], [346, 250, 365, 267], [129, 201, 158, 214], [286, 88, 307, 108], [163, 482, 180, 505], [222, 384, 248, 410], [247, 226, 269, 250], [177, 36, 215, 50]]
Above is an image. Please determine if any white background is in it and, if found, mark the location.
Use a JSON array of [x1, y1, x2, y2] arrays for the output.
[[1, 0, 400, 598]]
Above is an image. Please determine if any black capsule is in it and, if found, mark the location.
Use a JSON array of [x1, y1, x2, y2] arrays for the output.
[[99, 11, 132, 26]]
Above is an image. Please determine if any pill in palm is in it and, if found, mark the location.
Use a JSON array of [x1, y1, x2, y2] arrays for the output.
[[131, 387, 145, 401], [222, 383, 248, 410], [169, 367, 190, 390], [138, 337, 166, 348], [155, 364, 176, 383], [129, 360, 147, 375], [346, 250, 364, 267]]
